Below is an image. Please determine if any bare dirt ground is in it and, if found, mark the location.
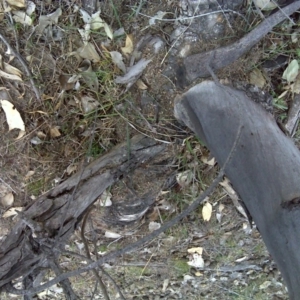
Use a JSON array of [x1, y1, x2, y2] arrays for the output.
[[1, 0, 300, 299]]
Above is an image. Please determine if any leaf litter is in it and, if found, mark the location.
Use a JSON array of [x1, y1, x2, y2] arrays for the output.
[[0, 0, 294, 299]]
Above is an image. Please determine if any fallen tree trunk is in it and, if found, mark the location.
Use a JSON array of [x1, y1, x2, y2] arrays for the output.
[[174, 81, 300, 299], [0, 135, 166, 291]]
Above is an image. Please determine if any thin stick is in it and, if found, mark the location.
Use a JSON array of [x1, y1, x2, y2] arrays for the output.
[[0, 177, 17, 193], [0, 33, 41, 102], [81, 207, 111, 300]]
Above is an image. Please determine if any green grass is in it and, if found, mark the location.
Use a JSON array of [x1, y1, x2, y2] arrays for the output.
[[27, 178, 47, 196], [172, 258, 191, 277]]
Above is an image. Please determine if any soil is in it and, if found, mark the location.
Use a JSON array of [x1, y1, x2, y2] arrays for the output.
[[1, 0, 299, 299]]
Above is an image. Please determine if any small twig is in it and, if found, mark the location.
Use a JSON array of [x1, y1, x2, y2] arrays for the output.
[[81, 207, 111, 300], [0, 33, 41, 102], [49, 259, 79, 300], [271, 0, 295, 25], [0, 177, 17, 193], [135, 0, 146, 18], [6, 12, 20, 52], [216, 3, 234, 32], [125, 98, 155, 132], [137, 9, 248, 24], [159, 2, 201, 66], [252, 0, 265, 19]]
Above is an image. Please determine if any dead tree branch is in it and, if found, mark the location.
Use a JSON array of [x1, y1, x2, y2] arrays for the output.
[[174, 80, 300, 299], [175, 1, 300, 88], [0, 135, 166, 295]]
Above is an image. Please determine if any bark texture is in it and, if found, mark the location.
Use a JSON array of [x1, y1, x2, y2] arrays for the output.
[[0, 135, 166, 292]]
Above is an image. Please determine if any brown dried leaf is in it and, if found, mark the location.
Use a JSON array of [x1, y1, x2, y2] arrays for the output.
[[3, 207, 23, 218], [1, 192, 14, 207], [81, 95, 100, 113], [6, 0, 25, 8], [249, 68, 266, 88], [121, 34, 134, 55], [77, 42, 101, 62], [50, 126, 61, 138], [66, 164, 78, 175], [0, 100, 25, 131], [202, 202, 212, 221], [25, 170, 35, 180], [136, 79, 148, 90], [3, 62, 23, 77], [201, 155, 215, 166]]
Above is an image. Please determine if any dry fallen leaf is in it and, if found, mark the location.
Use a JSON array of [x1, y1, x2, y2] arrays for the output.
[[188, 247, 203, 255], [35, 8, 62, 34], [249, 68, 266, 88], [283, 59, 299, 83], [104, 231, 122, 239], [0, 100, 25, 131], [110, 51, 126, 73], [202, 202, 212, 221], [77, 42, 101, 62], [149, 221, 161, 232], [220, 177, 247, 218], [187, 253, 204, 268], [136, 79, 148, 90], [121, 34, 134, 55], [97, 190, 112, 207], [81, 95, 100, 113], [3, 206, 23, 218], [3, 62, 23, 78], [1, 192, 14, 207], [37, 131, 47, 139], [201, 155, 215, 166], [79, 9, 113, 40], [0, 69, 22, 81], [49, 126, 61, 138], [66, 164, 77, 175], [259, 281, 272, 289], [25, 170, 35, 180], [26, 1, 35, 15], [176, 170, 194, 188], [6, 0, 25, 8], [13, 10, 33, 25], [253, 0, 277, 10], [103, 23, 113, 40]]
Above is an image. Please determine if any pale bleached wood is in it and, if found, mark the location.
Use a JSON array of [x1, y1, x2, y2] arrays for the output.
[[175, 81, 300, 299]]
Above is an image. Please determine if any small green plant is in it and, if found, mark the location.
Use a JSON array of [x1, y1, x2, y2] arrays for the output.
[[27, 178, 46, 196], [89, 141, 105, 157], [172, 259, 190, 277]]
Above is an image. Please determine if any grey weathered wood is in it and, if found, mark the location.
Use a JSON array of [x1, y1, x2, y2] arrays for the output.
[[175, 81, 300, 299], [0, 135, 166, 290]]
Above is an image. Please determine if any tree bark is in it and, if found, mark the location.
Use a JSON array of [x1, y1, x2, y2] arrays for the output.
[[0, 135, 166, 292], [175, 81, 300, 299]]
